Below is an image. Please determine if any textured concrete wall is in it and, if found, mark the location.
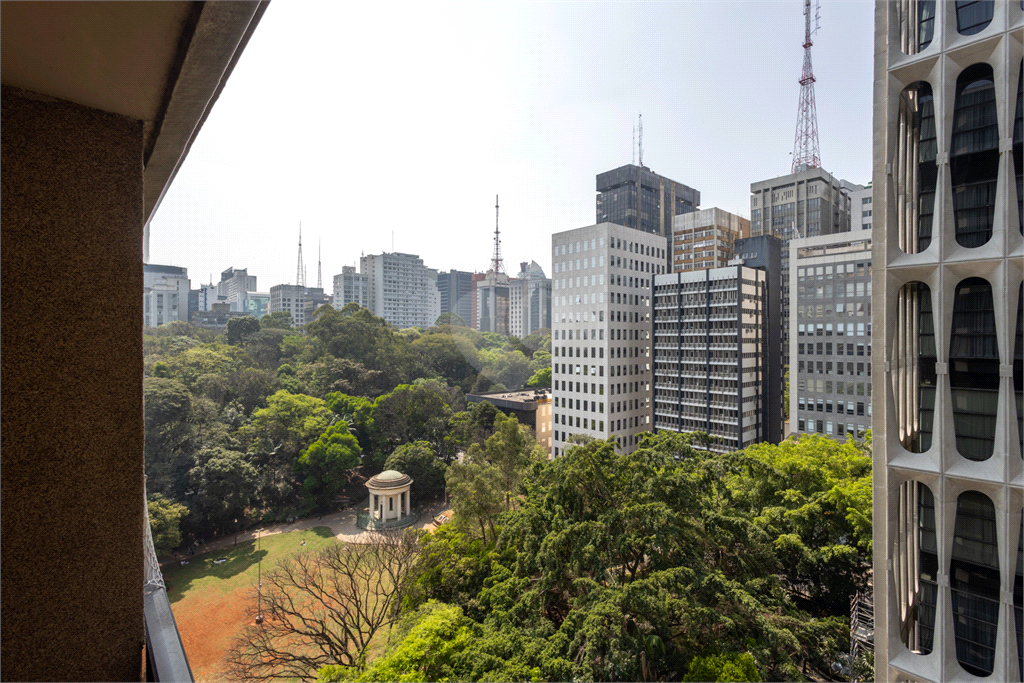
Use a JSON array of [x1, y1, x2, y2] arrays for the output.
[[1, 86, 145, 681]]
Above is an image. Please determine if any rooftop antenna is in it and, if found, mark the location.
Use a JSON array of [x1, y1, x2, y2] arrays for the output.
[[296, 223, 305, 288], [490, 195, 504, 274], [791, 0, 822, 173], [637, 114, 644, 168], [317, 238, 322, 290]]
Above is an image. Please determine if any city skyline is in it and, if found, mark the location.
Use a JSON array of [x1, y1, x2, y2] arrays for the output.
[[147, 0, 874, 291]]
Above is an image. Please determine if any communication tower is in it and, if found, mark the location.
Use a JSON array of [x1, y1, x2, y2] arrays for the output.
[[791, 0, 821, 173]]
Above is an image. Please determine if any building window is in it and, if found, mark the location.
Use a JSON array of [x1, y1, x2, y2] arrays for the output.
[[951, 64, 998, 248], [917, 1, 935, 50], [954, 0, 993, 36], [1017, 283, 1024, 460], [897, 283, 936, 453], [897, 481, 937, 655], [950, 491, 999, 677], [899, 81, 937, 254], [1015, 61, 1023, 235], [949, 277, 999, 461]]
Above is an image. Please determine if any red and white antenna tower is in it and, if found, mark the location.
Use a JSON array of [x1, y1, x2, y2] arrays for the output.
[[490, 195, 504, 274], [791, 0, 821, 173]]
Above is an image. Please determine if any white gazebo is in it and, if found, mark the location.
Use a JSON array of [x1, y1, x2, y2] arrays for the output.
[[365, 470, 414, 526]]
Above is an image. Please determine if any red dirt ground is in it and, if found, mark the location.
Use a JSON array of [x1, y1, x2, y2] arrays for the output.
[[173, 585, 251, 682]]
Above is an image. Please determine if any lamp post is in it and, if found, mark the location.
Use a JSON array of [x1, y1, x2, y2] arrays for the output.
[[255, 528, 265, 625]]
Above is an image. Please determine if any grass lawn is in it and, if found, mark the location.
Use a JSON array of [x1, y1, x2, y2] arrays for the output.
[[163, 526, 337, 604]]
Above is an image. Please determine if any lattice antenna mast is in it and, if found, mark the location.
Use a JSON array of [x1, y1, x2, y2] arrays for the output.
[[296, 223, 305, 287], [632, 123, 636, 165], [317, 239, 322, 289], [638, 114, 644, 168], [791, 0, 821, 173], [491, 195, 504, 274]]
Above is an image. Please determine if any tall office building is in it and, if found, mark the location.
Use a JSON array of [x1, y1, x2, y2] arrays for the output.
[[652, 258, 781, 453], [436, 269, 475, 324], [217, 267, 258, 312], [360, 252, 438, 329], [476, 271, 511, 335], [874, 3, 1024, 681], [750, 169, 855, 370], [671, 207, 750, 273], [596, 164, 700, 266], [143, 264, 190, 328], [302, 287, 331, 321], [509, 261, 552, 338], [333, 266, 369, 310], [789, 230, 873, 442], [551, 223, 668, 456], [269, 284, 307, 326]]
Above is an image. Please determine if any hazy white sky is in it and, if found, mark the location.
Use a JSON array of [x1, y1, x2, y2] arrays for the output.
[[148, 0, 875, 292]]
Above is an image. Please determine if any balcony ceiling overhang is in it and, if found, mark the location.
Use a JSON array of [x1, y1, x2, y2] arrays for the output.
[[1, 0, 269, 229]]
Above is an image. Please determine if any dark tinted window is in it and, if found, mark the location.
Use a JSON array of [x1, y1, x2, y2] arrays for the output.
[[952, 64, 998, 248], [955, 1, 994, 35], [949, 277, 999, 460], [951, 491, 999, 676]]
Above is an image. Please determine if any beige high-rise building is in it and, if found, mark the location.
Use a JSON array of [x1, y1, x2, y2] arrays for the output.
[[873, 2, 1024, 681], [670, 207, 749, 273]]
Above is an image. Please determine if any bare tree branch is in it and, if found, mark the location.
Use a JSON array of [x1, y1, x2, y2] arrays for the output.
[[225, 530, 423, 682]]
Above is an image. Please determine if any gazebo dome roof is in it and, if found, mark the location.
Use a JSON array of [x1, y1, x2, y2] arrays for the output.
[[367, 470, 412, 489]]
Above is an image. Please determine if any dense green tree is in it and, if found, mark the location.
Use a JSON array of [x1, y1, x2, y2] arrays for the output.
[[187, 446, 257, 533], [682, 652, 760, 682], [448, 400, 501, 450], [465, 412, 546, 510], [295, 424, 361, 513], [144, 377, 195, 498], [367, 380, 463, 461], [383, 441, 446, 501], [147, 493, 189, 555], [261, 310, 293, 329], [445, 459, 504, 541], [434, 312, 466, 326], [411, 329, 480, 392], [226, 315, 261, 345], [525, 365, 551, 388], [244, 327, 290, 368]]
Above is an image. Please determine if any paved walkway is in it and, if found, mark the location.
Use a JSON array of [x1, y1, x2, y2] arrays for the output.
[[161, 500, 451, 566]]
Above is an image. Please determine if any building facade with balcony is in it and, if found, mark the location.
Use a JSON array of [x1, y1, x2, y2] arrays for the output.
[[652, 262, 781, 452], [670, 207, 750, 273]]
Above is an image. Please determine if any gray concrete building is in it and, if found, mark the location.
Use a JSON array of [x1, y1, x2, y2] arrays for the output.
[[750, 169, 857, 371], [143, 264, 190, 328], [873, 2, 1024, 681], [269, 284, 307, 326], [789, 231, 873, 442], [476, 271, 511, 335], [217, 266, 257, 312], [551, 223, 668, 456], [652, 259, 781, 453], [333, 266, 369, 311], [436, 269, 475, 324]]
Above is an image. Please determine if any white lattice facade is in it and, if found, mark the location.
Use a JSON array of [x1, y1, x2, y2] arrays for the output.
[[874, 2, 1024, 681]]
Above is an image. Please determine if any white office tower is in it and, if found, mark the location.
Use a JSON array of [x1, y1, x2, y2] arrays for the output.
[[551, 223, 668, 456], [143, 264, 190, 327], [269, 284, 307, 326], [509, 260, 553, 339], [874, 2, 1024, 681]]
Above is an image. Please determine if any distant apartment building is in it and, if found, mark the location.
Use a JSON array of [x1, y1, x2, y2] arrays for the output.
[[750, 169, 857, 370], [596, 164, 700, 254], [302, 287, 331, 322], [143, 264, 190, 328], [846, 182, 872, 233], [789, 230, 873, 441], [436, 269, 475, 324], [652, 257, 781, 453], [217, 267, 258, 312], [269, 284, 307, 326], [426, 268, 442, 327], [671, 207, 750, 273], [192, 302, 249, 330], [551, 223, 668, 456], [509, 261, 552, 338], [333, 266, 369, 310], [240, 292, 270, 319], [360, 252, 438, 329]]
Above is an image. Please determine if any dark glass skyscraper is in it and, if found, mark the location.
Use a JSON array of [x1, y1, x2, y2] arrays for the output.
[[596, 164, 700, 241]]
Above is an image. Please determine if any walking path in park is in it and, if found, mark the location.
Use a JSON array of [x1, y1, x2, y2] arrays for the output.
[[160, 499, 451, 567]]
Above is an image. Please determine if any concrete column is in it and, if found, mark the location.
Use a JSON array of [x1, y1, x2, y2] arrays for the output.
[[1, 86, 145, 681]]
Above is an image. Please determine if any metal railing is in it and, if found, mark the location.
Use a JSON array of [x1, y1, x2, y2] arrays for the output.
[[143, 482, 194, 681]]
